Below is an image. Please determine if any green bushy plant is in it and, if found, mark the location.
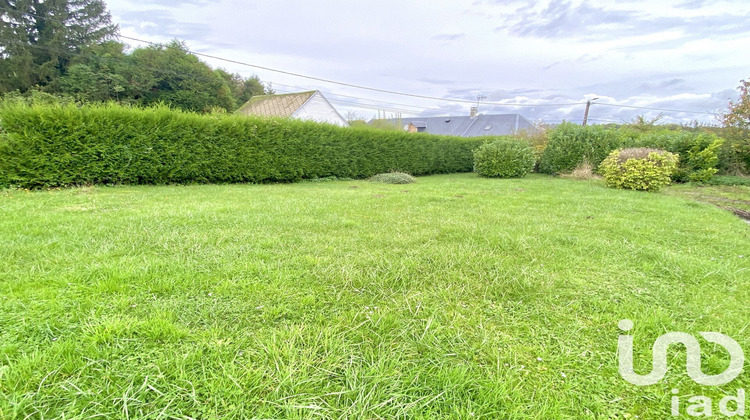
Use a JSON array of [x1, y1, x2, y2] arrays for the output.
[[634, 131, 723, 182], [369, 172, 416, 184], [473, 138, 535, 178], [0, 104, 485, 188], [538, 122, 626, 174], [599, 148, 679, 192], [717, 138, 749, 175], [538, 124, 726, 181], [686, 138, 723, 182], [516, 125, 549, 166]]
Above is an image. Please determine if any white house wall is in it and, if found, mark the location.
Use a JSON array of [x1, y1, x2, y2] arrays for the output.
[[292, 92, 349, 127]]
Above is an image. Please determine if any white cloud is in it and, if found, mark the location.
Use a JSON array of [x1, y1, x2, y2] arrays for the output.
[[105, 0, 749, 124]]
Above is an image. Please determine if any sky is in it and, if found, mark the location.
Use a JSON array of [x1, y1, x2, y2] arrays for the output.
[[106, 0, 750, 125]]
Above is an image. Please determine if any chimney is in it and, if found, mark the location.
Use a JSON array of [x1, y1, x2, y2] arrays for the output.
[[470, 106, 478, 118]]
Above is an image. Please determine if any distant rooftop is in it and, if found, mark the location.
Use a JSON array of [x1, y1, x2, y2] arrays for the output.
[[236, 91, 316, 118], [375, 113, 535, 137]]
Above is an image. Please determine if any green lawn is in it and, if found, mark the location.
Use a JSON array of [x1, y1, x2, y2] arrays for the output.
[[0, 174, 748, 419]]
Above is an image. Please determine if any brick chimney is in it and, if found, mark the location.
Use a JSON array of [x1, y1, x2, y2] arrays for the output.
[[470, 106, 478, 118]]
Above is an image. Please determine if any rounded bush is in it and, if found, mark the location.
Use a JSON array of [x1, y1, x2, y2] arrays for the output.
[[599, 148, 679, 192], [473, 138, 535, 178], [369, 172, 416, 184]]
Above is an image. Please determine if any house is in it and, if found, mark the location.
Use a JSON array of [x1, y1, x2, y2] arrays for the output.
[[379, 107, 535, 137], [236, 90, 349, 127]]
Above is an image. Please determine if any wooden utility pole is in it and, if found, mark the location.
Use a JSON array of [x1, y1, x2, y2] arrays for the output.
[[582, 100, 592, 126], [582, 97, 599, 126]]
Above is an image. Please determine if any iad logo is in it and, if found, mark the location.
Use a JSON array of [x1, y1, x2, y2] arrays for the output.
[[618, 319, 744, 386], [617, 320, 746, 417]]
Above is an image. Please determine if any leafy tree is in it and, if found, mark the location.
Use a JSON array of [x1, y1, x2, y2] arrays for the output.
[[0, 0, 117, 93], [127, 41, 236, 112], [215, 69, 269, 108], [721, 78, 750, 174], [1, 0, 274, 115], [630, 113, 665, 132], [56, 41, 127, 101], [724, 79, 750, 131]]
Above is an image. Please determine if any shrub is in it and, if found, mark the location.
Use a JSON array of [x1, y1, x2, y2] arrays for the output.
[[538, 122, 626, 174], [599, 148, 679, 192], [539, 124, 727, 182], [634, 131, 723, 182], [0, 104, 485, 188], [369, 172, 416, 184], [516, 125, 549, 166], [717, 137, 749, 175], [473, 138, 535, 178], [686, 138, 723, 182]]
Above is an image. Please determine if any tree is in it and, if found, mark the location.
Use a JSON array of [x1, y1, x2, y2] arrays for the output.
[[127, 41, 236, 113], [56, 40, 127, 101], [214, 69, 270, 109], [0, 0, 118, 93], [630, 113, 665, 132], [724, 79, 750, 131], [721, 78, 750, 174]]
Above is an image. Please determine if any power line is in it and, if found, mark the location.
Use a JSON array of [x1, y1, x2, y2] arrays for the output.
[[270, 82, 427, 111], [271, 87, 414, 114], [5, 39, 440, 115], [108, 36, 730, 117], [3, 39, 453, 117], [0, 5, 724, 117], [118, 34, 586, 108], [115, 34, 721, 116], [271, 82, 455, 114], [593, 102, 718, 115]]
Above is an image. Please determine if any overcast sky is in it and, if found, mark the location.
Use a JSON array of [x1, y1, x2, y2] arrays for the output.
[[107, 0, 750, 125]]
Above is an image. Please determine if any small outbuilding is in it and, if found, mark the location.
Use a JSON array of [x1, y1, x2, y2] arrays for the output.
[[236, 90, 349, 127]]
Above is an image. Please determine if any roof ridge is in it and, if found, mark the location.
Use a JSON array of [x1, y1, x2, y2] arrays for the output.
[[250, 90, 317, 99], [235, 90, 319, 118]]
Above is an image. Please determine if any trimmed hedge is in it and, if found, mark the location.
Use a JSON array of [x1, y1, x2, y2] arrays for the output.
[[0, 104, 485, 188], [0, 133, 8, 188], [473, 138, 535, 178]]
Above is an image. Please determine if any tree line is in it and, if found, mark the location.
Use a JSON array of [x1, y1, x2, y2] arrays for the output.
[[0, 0, 272, 112]]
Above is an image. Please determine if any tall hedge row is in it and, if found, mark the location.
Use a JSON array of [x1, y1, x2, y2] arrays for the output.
[[0, 104, 485, 188], [538, 122, 727, 180]]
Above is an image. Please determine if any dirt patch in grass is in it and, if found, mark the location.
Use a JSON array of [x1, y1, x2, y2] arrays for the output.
[[664, 183, 750, 221]]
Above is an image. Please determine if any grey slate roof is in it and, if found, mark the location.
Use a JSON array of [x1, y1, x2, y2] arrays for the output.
[[380, 114, 535, 137]]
